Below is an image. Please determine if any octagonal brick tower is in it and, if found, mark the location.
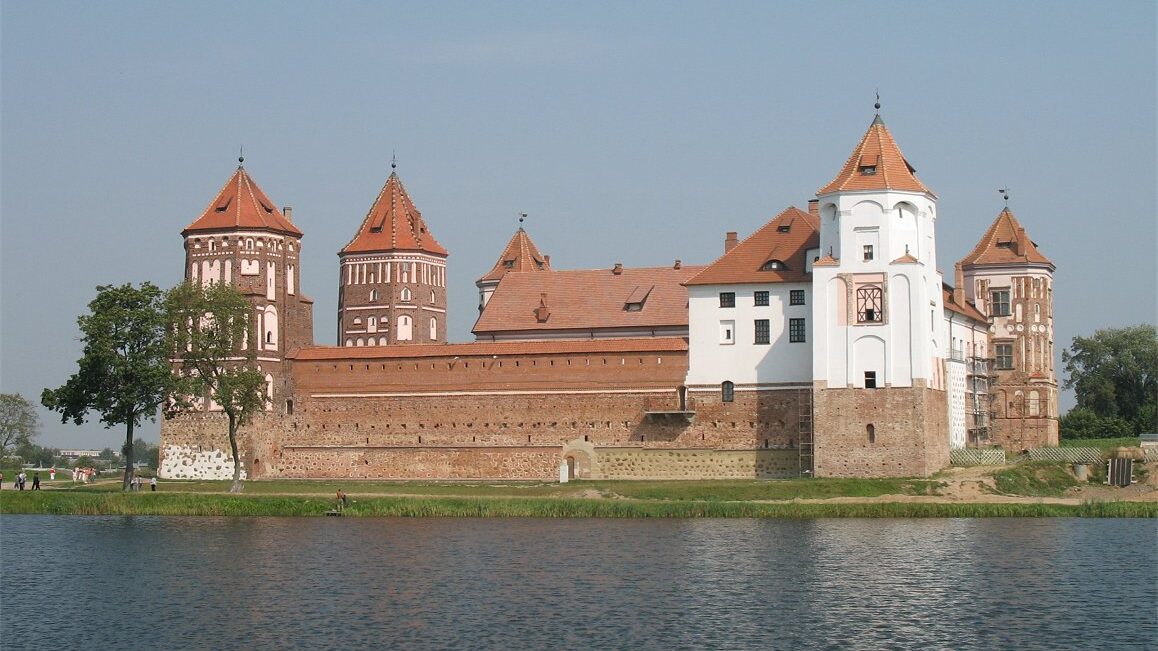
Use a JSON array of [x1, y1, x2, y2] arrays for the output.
[[338, 166, 448, 346]]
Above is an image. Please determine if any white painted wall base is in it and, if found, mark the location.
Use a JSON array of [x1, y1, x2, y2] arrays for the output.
[[159, 445, 248, 481]]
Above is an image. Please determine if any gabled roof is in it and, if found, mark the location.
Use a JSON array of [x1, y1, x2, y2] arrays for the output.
[[942, 283, 987, 323], [817, 114, 933, 196], [472, 264, 705, 336], [341, 171, 447, 257], [684, 207, 819, 286], [183, 165, 301, 236], [958, 207, 1054, 269], [477, 226, 551, 283]]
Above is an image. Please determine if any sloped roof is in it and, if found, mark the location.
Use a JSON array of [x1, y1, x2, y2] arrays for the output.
[[472, 264, 705, 335], [292, 336, 688, 360], [477, 226, 551, 283], [958, 207, 1053, 269], [817, 114, 933, 196], [183, 165, 301, 236], [684, 207, 819, 286], [942, 283, 987, 323], [341, 171, 447, 256]]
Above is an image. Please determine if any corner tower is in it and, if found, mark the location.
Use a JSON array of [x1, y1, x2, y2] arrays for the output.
[[959, 206, 1058, 450], [180, 158, 314, 408], [475, 221, 552, 313], [339, 165, 448, 346], [810, 109, 949, 477]]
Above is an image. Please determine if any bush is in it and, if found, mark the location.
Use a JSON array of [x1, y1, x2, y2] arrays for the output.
[[1060, 408, 1134, 440]]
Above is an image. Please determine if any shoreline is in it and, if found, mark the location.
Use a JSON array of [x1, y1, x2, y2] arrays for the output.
[[2, 491, 1154, 518]]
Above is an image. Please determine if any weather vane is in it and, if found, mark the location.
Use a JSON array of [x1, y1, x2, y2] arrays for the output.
[[874, 89, 880, 111], [998, 186, 1010, 205], [519, 213, 527, 227], [238, 144, 245, 166], [391, 150, 397, 170]]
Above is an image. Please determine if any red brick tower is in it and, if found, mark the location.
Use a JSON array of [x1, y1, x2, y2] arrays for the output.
[[180, 157, 315, 411], [338, 164, 448, 346], [959, 206, 1058, 450]]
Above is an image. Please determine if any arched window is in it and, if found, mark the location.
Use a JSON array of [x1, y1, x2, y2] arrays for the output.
[[401, 287, 412, 302], [345, 338, 353, 347], [369, 289, 378, 302], [263, 306, 278, 350], [356, 338, 364, 347], [398, 315, 412, 341], [856, 285, 884, 323], [760, 259, 787, 271], [867, 424, 876, 444], [721, 381, 735, 403], [367, 316, 377, 333], [431, 290, 436, 303], [429, 317, 438, 340]]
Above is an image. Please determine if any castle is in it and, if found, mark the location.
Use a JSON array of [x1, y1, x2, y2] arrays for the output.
[[159, 110, 1057, 481]]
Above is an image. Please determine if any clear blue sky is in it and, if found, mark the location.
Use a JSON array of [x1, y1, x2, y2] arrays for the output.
[[2, 1, 1154, 449]]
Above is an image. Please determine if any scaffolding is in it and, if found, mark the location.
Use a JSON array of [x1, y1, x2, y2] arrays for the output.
[[798, 388, 814, 476], [966, 356, 994, 447]]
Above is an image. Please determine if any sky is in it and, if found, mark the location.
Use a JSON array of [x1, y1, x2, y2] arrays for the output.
[[2, 1, 1155, 449]]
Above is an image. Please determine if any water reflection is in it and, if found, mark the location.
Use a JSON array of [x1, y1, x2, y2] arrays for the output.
[[1, 516, 1154, 650]]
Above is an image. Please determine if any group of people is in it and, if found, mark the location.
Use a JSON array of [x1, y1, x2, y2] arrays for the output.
[[0, 471, 40, 490], [128, 475, 158, 491], [72, 467, 97, 483]]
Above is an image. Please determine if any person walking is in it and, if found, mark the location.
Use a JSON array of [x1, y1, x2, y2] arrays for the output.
[[17, 471, 26, 491], [150, 476, 157, 492], [0, 471, 4, 489], [31, 472, 40, 490]]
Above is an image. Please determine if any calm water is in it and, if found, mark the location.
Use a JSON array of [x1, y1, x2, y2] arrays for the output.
[[1, 517, 1154, 650]]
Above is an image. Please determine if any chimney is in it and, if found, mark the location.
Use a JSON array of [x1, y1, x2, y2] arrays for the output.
[[724, 232, 738, 253], [534, 293, 550, 323], [612, 262, 623, 275], [1016, 227, 1028, 257], [673, 259, 682, 270], [282, 206, 293, 222], [954, 263, 965, 307], [807, 199, 819, 217]]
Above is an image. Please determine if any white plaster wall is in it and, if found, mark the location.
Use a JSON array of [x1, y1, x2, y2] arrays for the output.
[[686, 283, 812, 386], [158, 445, 248, 481]]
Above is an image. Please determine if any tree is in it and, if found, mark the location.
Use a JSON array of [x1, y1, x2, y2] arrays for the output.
[[42, 283, 173, 491], [1062, 324, 1158, 435], [133, 438, 159, 469], [166, 281, 268, 493], [1058, 407, 1134, 441], [0, 393, 40, 459]]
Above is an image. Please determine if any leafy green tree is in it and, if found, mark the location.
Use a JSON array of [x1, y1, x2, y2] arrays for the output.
[[133, 438, 159, 469], [166, 282, 268, 493], [42, 283, 173, 491], [15, 442, 59, 467], [1058, 407, 1134, 440], [98, 447, 120, 463], [1062, 324, 1157, 435], [0, 393, 40, 458]]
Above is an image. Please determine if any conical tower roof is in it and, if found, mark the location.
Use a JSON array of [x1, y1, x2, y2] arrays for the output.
[[183, 164, 301, 236], [817, 114, 933, 196], [959, 207, 1054, 269], [477, 225, 551, 283], [341, 170, 447, 256]]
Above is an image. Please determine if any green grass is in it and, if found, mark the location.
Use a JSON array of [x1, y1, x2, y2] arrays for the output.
[[994, 461, 1081, 497], [1059, 437, 1141, 449], [2, 491, 1154, 518]]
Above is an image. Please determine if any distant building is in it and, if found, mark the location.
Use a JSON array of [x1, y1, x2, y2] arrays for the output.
[[160, 109, 1056, 482]]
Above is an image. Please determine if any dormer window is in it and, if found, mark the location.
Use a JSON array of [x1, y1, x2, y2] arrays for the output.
[[858, 154, 879, 176], [503, 260, 515, 269], [859, 165, 877, 175], [777, 223, 791, 233], [760, 260, 787, 271], [624, 302, 643, 312]]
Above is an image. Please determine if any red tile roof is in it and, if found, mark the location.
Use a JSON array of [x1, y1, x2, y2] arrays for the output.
[[958, 207, 1054, 269], [942, 283, 987, 322], [292, 337, 688, 360], [341, 171, 447, 256], [472, 264, 705, 336], [817, 115, 933, 196], [684, 207, 819, 286], [477, 226, 551, 283], [183, 166, 301, 236]]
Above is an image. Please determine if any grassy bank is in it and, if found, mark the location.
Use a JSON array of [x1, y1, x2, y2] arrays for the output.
[[2, 491, 1154, 518]]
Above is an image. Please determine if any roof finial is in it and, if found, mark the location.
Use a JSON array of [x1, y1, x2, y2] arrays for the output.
[[519, 212, 527, 230], [999, 186, 1010, 206], [238, 145, 245, 168], [391, 150, 397, 171], [874, 89, 880, 112]]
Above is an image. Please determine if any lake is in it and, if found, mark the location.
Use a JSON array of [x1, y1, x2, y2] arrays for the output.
[[1, 517, 1154, 650]]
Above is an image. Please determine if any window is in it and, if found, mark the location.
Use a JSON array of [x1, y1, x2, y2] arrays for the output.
[[754, 291, 769, 307], [401, 287, 412, 302], [996, 343, 1014, 370], [719, 320, 735, 345], [721, 381, 734, 403], [990, 290, 1010, 316], [790, 290, 805, 306], [864, 371, 877, 389], [719, 292, 735, 308], [503, 259, 515, 269], [754, 319, 770, 345], [397, 315, 413, 341], [760, 260, 786, 271], [863, 245, 874, 261], [789, 318, 806, 343], [429, 317, 438, 340], [866, 423, 876, 443], [856, 285, 884, 323], [369, 289, 378, 302]]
